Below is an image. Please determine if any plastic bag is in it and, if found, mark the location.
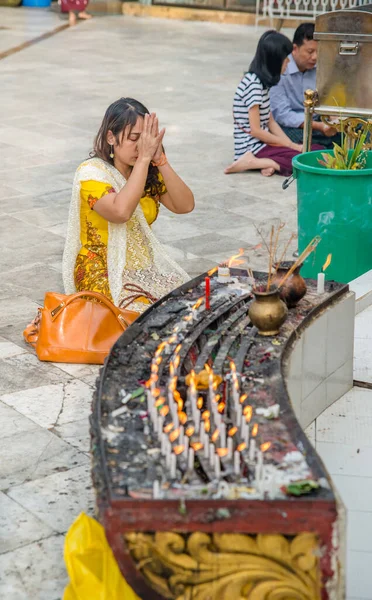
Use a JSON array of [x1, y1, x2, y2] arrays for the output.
[[63, 512, 140, 600]]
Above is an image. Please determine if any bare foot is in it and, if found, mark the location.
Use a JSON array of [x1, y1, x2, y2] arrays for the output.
[[261, 167, 275, 177], [69, 11, 77, 25], [78, 11, 93, 19]]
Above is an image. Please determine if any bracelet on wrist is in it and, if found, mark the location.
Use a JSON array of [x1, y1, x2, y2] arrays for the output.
[[151, 152, 168, 167]]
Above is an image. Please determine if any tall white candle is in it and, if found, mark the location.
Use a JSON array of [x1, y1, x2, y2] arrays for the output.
[[153, 480, 160, 499], [209, 443, 215, 467], [188, 448, 195, 471], [220, 423, 226, 448], [234, 450, 240, 475], [227, 437, 233, 459], [214, 453, 221, 479], [204, 440, 209, 458], [170, 453, 177, 479], [249, 439, 256, 462], [317, 272, 325, 294]]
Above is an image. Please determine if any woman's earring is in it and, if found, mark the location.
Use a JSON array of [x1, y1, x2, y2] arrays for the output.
[[109, 144, 114, 159]]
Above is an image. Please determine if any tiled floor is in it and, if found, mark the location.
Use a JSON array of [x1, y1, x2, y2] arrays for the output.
[[0, 7, 371, 600]]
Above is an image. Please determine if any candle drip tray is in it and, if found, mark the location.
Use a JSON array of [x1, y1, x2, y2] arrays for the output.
[[91, 269, 352, 599]]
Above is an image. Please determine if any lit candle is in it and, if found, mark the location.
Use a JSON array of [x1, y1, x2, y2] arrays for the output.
[[161, 433, 167, 456], [184, 435, 189, 456], [209, 443, 215, 467], [234, 450, 240, 475], [205, 276, 211, 310], [227, 437, 233, 459], [188, 448, 195, 471], [218, 265, 230, 282], [220, 423, 226, 448], [249, 439, 256, 461], [317, 272, 325, 294], [204, 440, 209, 458], [170, 453, 177, 479], [153, 480, 160, 499], [214, 453, 221, 479]]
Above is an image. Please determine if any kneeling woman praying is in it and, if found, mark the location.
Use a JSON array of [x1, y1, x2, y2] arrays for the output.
[[63, 97, 194, 311]]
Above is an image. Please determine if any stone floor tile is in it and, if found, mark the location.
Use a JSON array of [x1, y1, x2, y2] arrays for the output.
[[347, 550, 372, 599], [0, 215, 65, 252], [0, 296, 40, 329], [0, 534, 67, 600], [0, 340, 27, 359], [332, 475, 372, 512], [1, 378, 93, 429], [7, 464, 95, 534], [0, 402, 39, 440], [354, 338, 372, 384], [0, 428, 89, 490], [0, 353, 72, 396], [315, 442, 372, 477], [5, 265, 63, 304], [54, 418, 91, 454], [0, 492, 54, 553], [347, 511, 372, 553]]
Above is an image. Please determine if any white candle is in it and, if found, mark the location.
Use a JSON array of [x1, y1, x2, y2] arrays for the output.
[[204, 441, 209, 459], [249, 439, 256, 462], [209, 443, 215, 467], [161, 433, 167, 456], [153, 480, 160, 499], [179, 426, 184, 446], [188, 448, 195, 471], [236, 406, 242, 427], [227, 437, 233, 459], [220, 423, 226, 448], [157, 415, 163, 439], [234, 450, 240, 475], [184, 435, 189, 456], [317, 272, 325, 294], [218, 265, 230, 282], [170, 453, 177, 479], [146, 390, 153, 413], [214, 453, 221, 478]]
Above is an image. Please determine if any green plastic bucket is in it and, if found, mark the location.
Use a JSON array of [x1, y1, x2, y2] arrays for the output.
[[292, 149, 372, 283]]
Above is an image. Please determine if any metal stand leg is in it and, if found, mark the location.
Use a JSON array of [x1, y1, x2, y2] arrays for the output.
[[303, 89, 316, 153]]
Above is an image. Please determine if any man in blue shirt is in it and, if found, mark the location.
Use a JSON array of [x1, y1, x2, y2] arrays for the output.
[[270, 23, 340, 149]]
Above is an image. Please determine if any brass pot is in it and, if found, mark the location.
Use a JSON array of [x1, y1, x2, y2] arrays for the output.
[[248, 288, 288, 336], [272, 262, 307, 309]]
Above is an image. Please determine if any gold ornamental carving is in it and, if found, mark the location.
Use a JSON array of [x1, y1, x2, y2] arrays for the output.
[[124, 531, 321, 599], [321, 116, 372, 149]]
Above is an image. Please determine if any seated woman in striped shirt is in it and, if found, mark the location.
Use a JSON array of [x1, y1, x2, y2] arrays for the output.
[[225, 30, 319, 177]]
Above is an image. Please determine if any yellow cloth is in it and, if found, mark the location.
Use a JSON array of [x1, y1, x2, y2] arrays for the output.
[[63, 513, 140, 600], [74, 178, 163, 301]]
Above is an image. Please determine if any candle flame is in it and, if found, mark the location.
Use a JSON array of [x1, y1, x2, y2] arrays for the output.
[[197, 396, 203, 410], [217, 402, 226, 414], [237, 442, 247, 452], [160, 406, 169, 417], [228, 426, 238, 437], [155, 398, 164, 408], [211, 429, 220, 443], [169, 363, 175, 376], [152, 388, 161, 398], [151, 375, 159, 384], [260, 442, 271, 453], [155, 356, 162, 365], [167, 335, 177, 344], [240, 393, 248, 404], [191, 442, 203, 451], [204, 420, 211, 433], [173, 445, 185, 455], [228, 248, 245, 268], [207, 266, 218, 276], [229, 361, 237, 373], [202, 410, 210, 421], [155, 342, 167, 356], [164, 422, 174, 433], [183, 314, 193, 322], [176, 398, 183, 411], [244, 405, 253, 422], [185, 425, 195, 437], [252, 423, 258, 437], [175, 344, 182, 354], [322, 253, 332, 272], [174, 355, 180, 369], [151, 364, 158, 374], [217, 447, 229, 457], [192, 298, 204, 310], [169, 428, 180, 442], [178, 411, 188, 425], [233, 379, 239, 391]]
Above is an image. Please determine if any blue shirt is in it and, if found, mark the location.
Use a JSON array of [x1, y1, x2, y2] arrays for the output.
[[270, 54, 316, 128]]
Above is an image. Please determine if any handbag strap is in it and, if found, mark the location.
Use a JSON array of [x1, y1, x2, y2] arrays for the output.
[[50, 291, 128, 330], [119, 284, 158, 311]]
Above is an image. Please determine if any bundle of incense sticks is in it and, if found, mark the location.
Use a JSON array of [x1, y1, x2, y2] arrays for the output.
[[277, 236, 321, 289]]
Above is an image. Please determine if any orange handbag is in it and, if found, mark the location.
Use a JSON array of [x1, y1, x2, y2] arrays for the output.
[[23, 287, 153, 365]]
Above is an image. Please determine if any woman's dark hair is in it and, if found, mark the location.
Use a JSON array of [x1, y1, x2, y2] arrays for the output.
[[249, 30, 293, 88], [92, 97, 162, 199]]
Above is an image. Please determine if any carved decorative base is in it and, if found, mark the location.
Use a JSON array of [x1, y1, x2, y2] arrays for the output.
[[124, 531, 321, 600], [321, 115, 372, 149]]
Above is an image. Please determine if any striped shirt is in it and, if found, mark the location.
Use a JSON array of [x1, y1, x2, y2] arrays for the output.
[[233, 72, 270, 159]]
